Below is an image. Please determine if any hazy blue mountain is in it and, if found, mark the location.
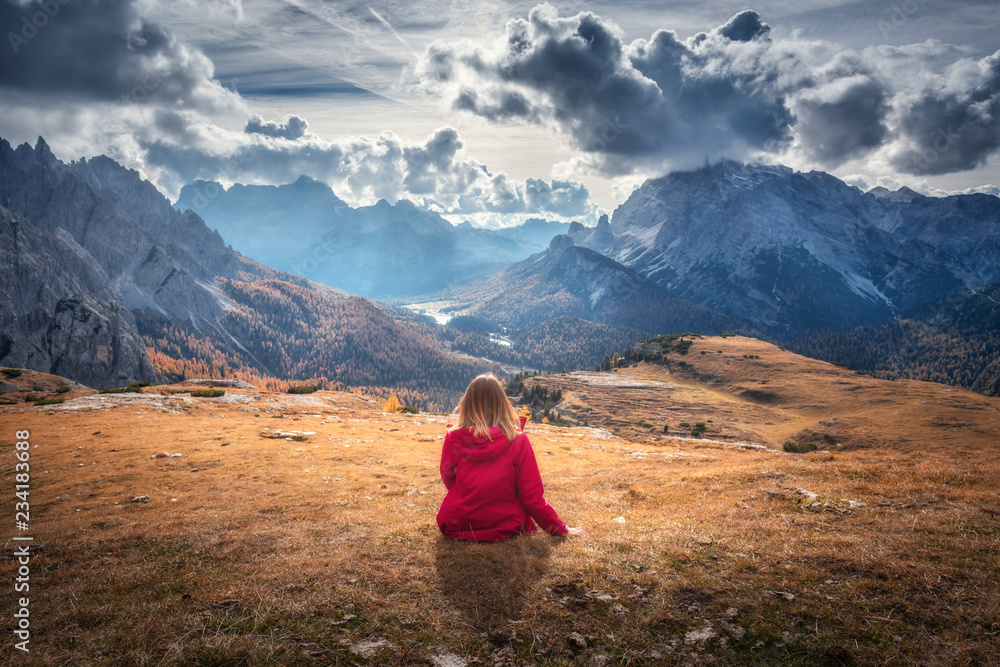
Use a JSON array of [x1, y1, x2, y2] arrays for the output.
[[175, 179, 541, 299], [494, 217, 572, 247], [597, 161, 1000, 335], [174, 176, 353, 273]]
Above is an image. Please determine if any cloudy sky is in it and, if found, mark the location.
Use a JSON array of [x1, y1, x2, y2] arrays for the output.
[[1, 0, 999, 225]]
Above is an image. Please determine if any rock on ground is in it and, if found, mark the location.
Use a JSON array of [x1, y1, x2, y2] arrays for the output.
[[427, 647, 467, 667], [350, 637, 397, 658]]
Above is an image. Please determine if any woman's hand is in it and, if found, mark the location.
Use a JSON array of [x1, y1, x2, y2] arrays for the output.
[[565, 526, 589, 538]]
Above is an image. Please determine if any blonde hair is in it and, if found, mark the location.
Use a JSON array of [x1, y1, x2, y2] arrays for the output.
[[457, 373, 521, 442]]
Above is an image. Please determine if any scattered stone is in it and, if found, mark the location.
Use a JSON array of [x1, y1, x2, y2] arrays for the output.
[[169, 453, 183, 457], [591, 590, 614, 602], [131, 495, 149, 503], [191, 468, 199, 473], [590, 655, 611, 667], [795, 488, 819, 502], [186, 378, 256, 389], [696, 535, 714, 545], [842, 499, 865, 508], [629, 586, 650, 598], [720, 619, 746, 640], [350, 637, 397, 658], [725, 607, 739, 619], [763, 590, 796, 602], [612, 516, 626, 524], [329, 613, 356, 627], [568, 632, 588, 650], [610, 603, 626, 619], [259, 428, 315, 441], [427, 647, 467, 667], [684, 623, 717, 645]]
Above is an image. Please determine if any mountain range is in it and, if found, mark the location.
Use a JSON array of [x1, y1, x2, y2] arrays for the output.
[[0, 137, 490, 407], [573, 161, 1000, 336], [175, 179, 568, 299], [3, 134, 999, 396], [176, 159, 999, 347]]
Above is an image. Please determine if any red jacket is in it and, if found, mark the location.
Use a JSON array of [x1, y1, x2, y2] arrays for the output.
[[437, 418, 568, 542]]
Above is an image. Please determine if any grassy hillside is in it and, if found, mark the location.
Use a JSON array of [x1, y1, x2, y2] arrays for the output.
[[2, 343, 998, 665], [525, 334, 1000, 452]]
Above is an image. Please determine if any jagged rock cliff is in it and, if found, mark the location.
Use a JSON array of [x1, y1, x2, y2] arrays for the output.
[[0, 206, 158, 387], [972, 359, 1000, 396], [0, 136, 260, 386]]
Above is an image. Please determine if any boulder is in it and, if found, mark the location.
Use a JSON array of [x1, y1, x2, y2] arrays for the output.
[[972, 358, 1000, 396]]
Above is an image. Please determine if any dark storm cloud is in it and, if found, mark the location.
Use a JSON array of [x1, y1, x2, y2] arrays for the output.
[[891, 51, 1000, 175], [791, 51, 892, 165], [245, 114, 309, 140], [794, 77, 890, 164], [416, 3, 1000, 176], [716, 9, 770, 42], [0, 0, 234, 111], [417, 6, 798, 174]]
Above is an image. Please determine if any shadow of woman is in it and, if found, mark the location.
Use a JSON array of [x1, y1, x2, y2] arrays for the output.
[[433, 532, 555, 633]]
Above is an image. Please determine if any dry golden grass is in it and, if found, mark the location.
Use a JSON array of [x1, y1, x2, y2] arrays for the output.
[[1, 341, 999, 665]]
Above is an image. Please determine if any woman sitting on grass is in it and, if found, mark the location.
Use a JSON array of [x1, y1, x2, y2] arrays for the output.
[[437, 373, 589, 542]]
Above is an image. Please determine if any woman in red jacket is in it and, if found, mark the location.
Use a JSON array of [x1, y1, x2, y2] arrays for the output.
[[436, 373, 589, 542]]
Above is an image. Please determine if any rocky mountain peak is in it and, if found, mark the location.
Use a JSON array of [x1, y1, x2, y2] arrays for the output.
[[603, 161, 1000, 334], [547, 233, 576, 255]]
